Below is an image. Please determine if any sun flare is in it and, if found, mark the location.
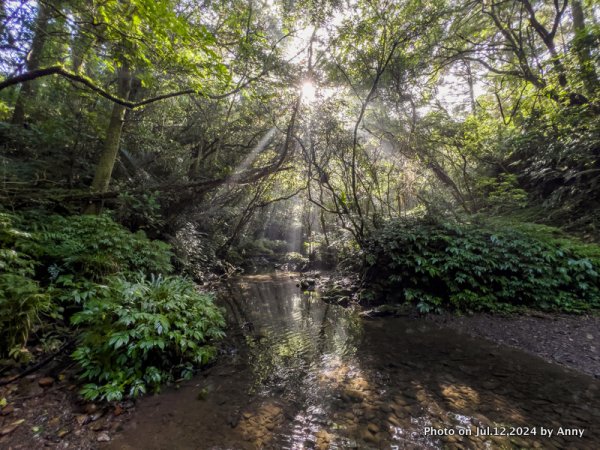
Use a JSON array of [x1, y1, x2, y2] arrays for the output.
[[300, 80, 317, 104]]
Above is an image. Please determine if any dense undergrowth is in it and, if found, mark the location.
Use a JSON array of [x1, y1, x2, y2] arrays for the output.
[[363, 217, 600, 313], [3, 210, 600, 403], [0, 210, 224, 401]]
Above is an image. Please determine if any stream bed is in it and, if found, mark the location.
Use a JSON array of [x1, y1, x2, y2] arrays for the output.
[[107, 273, 600, 449]]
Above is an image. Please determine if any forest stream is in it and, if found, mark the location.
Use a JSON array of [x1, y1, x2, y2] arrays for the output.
[[3, 1, 600, 449], [105, 273, 600, 450]]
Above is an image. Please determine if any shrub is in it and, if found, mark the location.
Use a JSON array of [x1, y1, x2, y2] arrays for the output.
[[0, 210, 176, 361], [238, 238, 289, 257], [0, 212, 50, 357], [115, 191, 165, 233], [284, 251, 308, 265], [504, 106, 600, 233], [364, 217, 600, 313], [1, 210, 222, 401], [0, 274, 50, 358], [71, 275, 225, 401], [278, 251, 309, 271], [36, 214, 173, 281]]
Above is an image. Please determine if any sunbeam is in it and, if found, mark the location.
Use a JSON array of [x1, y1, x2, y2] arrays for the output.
[[231, 126, 278, 178], [300, 80, 317, 104]]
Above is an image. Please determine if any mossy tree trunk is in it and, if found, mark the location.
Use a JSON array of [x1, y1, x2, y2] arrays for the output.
[[572, 0, 598, 98], [85, 64, 132, 214]]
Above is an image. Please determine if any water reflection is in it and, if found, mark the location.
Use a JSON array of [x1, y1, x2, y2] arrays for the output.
[[108, 273, 600, 450], [220, 273, 363, 398], [220, 274, 600, 449]]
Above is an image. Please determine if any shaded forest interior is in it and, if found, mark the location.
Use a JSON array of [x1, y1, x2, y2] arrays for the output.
[[1, 0, 600, 404]]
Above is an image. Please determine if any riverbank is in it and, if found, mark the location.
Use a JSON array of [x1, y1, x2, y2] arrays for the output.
[[2, 272, 599, 449], [317, 271, 600, 380], [428, 312, 600, 379], [0, 351, 134, 449], [103, 274, 600, 449]]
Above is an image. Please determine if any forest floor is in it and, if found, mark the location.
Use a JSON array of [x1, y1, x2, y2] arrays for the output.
[[427, 312, 600, 379], [319, 270, 600, 380], [1, 274, 599, 448], [0, 354, 129, 449]]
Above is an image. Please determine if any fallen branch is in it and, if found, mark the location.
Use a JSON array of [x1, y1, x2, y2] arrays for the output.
[[0, 165, 293, 203], [0, 338, 76, 387]]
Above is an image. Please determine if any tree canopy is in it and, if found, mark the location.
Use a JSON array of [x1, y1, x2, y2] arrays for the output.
[[1, 0, 599, 268], [2, 0, 600, 405]]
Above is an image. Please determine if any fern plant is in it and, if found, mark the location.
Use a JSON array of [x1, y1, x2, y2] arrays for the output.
[[71, 274, 226, 401], [36, 214, 173, 281], [0, 274, 50, 358], [365, 217, 600, 313], [0, 212, 50, 357]]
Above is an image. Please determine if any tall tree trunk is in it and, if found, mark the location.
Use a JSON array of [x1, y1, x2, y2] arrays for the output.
[[67, 26, 94, 187], [464, 59, 476, 114], [188, 144, 202, 178], [11, 2, 51, 125], [572, 0, 598, 97], [70, 32, 88, 73], [0, 0, 7, 37], [85, 65, 131, 213]]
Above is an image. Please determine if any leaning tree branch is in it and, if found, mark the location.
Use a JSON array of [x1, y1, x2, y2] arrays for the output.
[[0, 65, 267, 109], [1, 164, 293, 204], [256, 187, 306, 208]]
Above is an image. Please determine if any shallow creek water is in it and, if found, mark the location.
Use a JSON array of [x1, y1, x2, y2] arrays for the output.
[[107, 273, 600, 449]]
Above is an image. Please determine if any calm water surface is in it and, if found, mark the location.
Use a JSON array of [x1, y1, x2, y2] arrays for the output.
[[108, 273, 600, 450]]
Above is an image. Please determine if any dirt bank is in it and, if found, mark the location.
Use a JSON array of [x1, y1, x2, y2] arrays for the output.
[[428, 312, 600, 379]]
